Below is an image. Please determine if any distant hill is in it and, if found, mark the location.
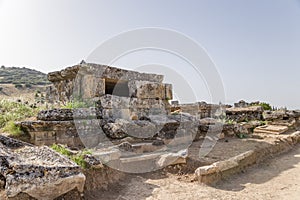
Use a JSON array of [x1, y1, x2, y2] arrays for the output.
[[0, 66, 50, 86]]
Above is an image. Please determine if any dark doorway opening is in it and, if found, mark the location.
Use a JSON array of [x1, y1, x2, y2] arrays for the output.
[[105, 78, 129, 97]]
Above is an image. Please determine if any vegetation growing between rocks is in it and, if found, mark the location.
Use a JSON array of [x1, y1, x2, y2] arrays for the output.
[[51, 144, 92, 169], [2, 121, 22, 136]]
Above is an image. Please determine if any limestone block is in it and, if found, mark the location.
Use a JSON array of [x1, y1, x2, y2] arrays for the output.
[[165, 83, 173, 100], [128, 80, 167, 100], [98, 95, 130, 109], [0, 137, 85, 200], [116, 119, 158, 138], [156, 149, 187, 168], [100, 108, 131, 120], [80, 75, 105, 99], [254, 125, 289, 135], [34, 131, 56, 142], [93, 148, 121, 163]]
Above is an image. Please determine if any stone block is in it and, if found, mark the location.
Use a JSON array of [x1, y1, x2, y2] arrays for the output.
[[254, 125, 289, 135], [80, 74, 105, 99], [165, 84, 173, 100], [128, 80, 167, 100], [34, 131, 56, 141]]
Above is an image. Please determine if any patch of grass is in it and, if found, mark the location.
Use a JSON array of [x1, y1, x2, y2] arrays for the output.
[[260, 120, 267, 126], [51, 143, 72, 156], [226, 119, 235, 125], [61, 100, 93, 109], [0, 99, 41, 129], [71, 154, 88, 169], [50, 144, 92, 169], [2, 121, 22, 136]]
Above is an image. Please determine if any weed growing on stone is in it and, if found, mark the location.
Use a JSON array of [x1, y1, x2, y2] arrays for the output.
[[51, 144, 92, 169]]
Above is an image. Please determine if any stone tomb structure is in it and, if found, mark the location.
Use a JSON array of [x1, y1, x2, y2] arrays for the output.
[[47, 63, 172, 104], [19, 64, 185, 148], [18, 64, 280, 173], [18, 64, 266, 149]]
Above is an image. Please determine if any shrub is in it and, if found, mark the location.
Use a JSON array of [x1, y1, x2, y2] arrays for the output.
[[14, 84, 23, 89], [2, 121, 22, 136], [25, 83, 32, 88], [259, 102, 272, 111]]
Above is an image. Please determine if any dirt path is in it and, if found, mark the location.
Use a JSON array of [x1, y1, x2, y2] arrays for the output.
[[89, 144, 300, 200]]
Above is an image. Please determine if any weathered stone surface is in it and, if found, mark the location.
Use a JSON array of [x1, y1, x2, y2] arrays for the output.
[[226, 106, 263, 122], [16, 120, 104, 148], [118, 119, 158, 138], [254, 125, 289, 135], [263, 110, 285, 121], [102, 119, 158, 139], [79, 75, 105, 99], [102, 120, 129, 139], [128, 80, 172, 100], [37, 109, 73, 121], [97, 95, 170, 110], [37, 108, 98, 121], [0, 135, 85, 200], [195, 150, 255, 184], [48, 64, 164, 82], [92, 148, 121, 163], [156, 149, 187, 168], [47, 64, 168, 103], [177, 102, 228, 118]]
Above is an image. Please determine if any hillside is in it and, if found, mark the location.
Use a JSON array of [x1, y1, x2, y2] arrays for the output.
[[0, 66, 49, 102], [0, 66, 50, 85]]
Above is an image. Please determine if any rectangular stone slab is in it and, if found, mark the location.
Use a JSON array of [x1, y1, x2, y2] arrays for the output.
[[254, 125, 289, 135]]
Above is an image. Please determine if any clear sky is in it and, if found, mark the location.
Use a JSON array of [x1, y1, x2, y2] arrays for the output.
[[0, 0, 299, 109]]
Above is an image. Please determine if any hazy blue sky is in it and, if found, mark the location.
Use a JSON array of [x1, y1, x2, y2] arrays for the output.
[[0, 0, 300, 109]]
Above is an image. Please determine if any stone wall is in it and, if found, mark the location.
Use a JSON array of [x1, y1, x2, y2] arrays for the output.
[[18, 108, 195, 148], [225, 106, 264, 122], [172, 102, 229, 119], [46, 63, 172, 104]]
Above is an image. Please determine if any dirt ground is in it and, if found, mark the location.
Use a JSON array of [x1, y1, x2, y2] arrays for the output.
[[86, 144, 300, 200], [0, 84, 47, 102]]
